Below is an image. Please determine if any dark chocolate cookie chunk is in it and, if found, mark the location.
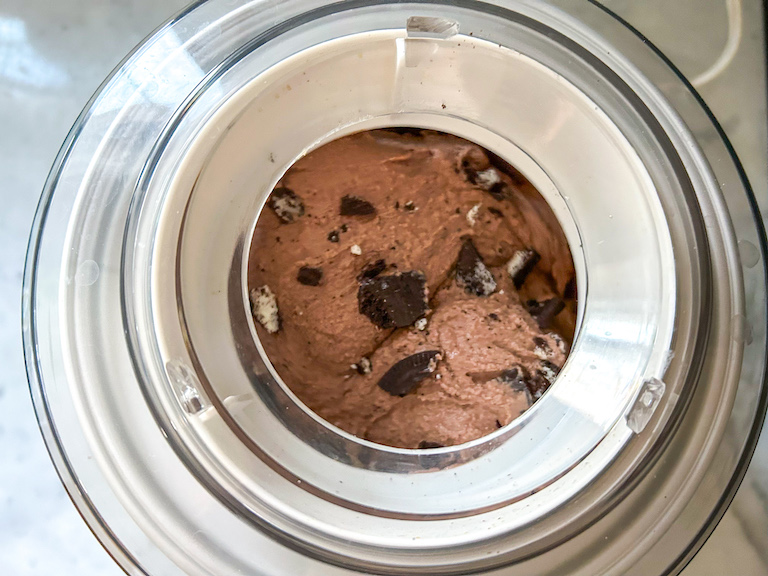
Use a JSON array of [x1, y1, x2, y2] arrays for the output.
[[506, 249, 541, 289], [532, 336, 553, 359], [537, 360, 560, 387], [418, 440, 444, 449], [358, 259, 387, 280], [486, 180, 511, 202], [296, 266, 323, 286], [358, 271, 428, 328], [520, 360, 560, 400], [497, 367, 534, 405], [548, 332, 568, 354], [267, 186, 305, 223], [340, 195, 376, 216], [456, 238, 497, 297], [527, 297, 565, 329], [565, 276, 578, 300], [487, 150, 528, 187], [458, 147, 490, 179], [526, 376, 549, 400], [497, 367, 525, 389], [460, 159, 512, 201], [381, 127, 424, 137], [377, 350, 441, 396], [327, 229, 340, 243]]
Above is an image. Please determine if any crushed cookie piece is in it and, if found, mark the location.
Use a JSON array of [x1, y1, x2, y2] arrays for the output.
[[351, 357, 372, 375], [377, 351, 441, 396], [548, 332, 568, 354], [250, 285, 280, 333], [466, 203, 481, 226], [358, 259, 387, 280], [532, 336, 553, 359], [527, 297, 565, 329], [418, 440, 444, 449], [267, 186, 305, 223], [358, 271, 428, 328], [456, 238, 497, 296], [506, 249, 541, 289], [296, 266, 323, 286], [474, 168, 501, 190], [340, 195, 376, 216], [537, 360, 560, 387], [565, 276, 578, 299], [497, 367, 534, 405]]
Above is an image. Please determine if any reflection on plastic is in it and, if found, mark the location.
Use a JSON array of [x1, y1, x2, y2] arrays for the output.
[[626, 377, 666, 434]]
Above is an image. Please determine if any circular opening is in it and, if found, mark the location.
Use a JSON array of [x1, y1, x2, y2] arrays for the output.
[[246, 127, 577, 449]]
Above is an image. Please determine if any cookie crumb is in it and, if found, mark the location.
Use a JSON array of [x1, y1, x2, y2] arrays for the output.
[[351, 357, 372, 375], [415, 318, 428, 331], [466, 203, 481, 226], [474, 168, 501, 190]]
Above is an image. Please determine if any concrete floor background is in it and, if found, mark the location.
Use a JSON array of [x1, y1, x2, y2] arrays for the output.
[[0, 0, 765, 574]]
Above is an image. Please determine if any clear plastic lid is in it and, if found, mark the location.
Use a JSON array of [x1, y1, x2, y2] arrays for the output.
[[23, 1, 767, 574]]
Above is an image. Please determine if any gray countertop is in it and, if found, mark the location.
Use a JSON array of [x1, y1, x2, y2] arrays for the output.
[[0, 0, 765, 573]]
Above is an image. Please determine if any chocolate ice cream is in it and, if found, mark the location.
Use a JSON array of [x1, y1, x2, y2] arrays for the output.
[[248, 129, 576, 449]]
